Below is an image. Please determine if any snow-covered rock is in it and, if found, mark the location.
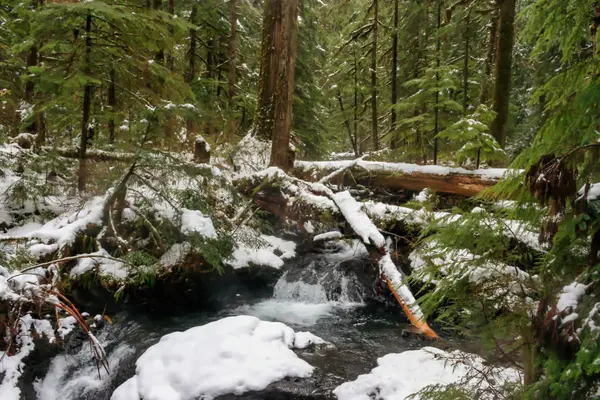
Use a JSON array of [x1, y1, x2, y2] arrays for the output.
[[334, 346, 521, 400], [111, 315, 323, 400]]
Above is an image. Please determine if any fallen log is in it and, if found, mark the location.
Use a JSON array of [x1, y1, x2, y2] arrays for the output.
[[293, 159, 517, 197], [236, 168, 440, 338], [330, 190, 439, 339]]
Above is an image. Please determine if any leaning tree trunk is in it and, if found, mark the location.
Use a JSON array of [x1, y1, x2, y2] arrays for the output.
[[490, 0, 516, 148], [370, 0, 379, 151], [268, 0, 298, 170], [390, 0, 399, 149], [78, 10, 93, 193]]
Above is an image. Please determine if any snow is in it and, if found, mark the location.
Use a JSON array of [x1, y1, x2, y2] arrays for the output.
[[56, 316, 77, 339], [314, 231, 343, 241], [111, 316, 321, 400], [231, 133, 272, 175], [332, 191, 385, 248], [557, 282, 587, 313], [159, 243, 191, 269], [577, 183, 600, 202], [334, 346, 521, 400], [562, 313, 579, 325], [228, 234, 296, 270], [0, 195, 106, 248], [294, 331, 326, 349], [0, 316, 36, 400], [413, 188, 431, 202], [69, 249, 128, 279], [180, 208, 217, 238], [303, 221, 314, 233]]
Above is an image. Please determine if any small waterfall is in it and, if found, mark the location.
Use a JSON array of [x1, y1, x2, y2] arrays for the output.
[[237, 240, 370, 327], [273, 240, 370, 305]]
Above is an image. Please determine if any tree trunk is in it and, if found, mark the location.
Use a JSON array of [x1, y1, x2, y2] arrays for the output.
[[153, 0, 165, 63], [370, 0, 379, 151], [463, 12, 470, 113], [255, 0, 282, 140], [108, 68, 116, 143], [433, 0, 441, 165], [227, 0, 238, 138], [167, 0, 175, 70], [390, 0, 399, 149], [78, 11, 93, 193], [268, 0, 299, 170], [490, 0, 516, 148], [337, 88, 358, 156], [354, 50, 360, 154], [186, 5, 198, 147], [186, 5, 197, 83], [480, 11, 498, 104]]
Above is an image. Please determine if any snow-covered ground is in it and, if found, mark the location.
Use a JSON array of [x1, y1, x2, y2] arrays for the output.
[[334, 346, 521, 400]]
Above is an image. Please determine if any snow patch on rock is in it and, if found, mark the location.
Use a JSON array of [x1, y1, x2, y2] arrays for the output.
[[111, 315, 321, 400], [334, 346, 521, 400]]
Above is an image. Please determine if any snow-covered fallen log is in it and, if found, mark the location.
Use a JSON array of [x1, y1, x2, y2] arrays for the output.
[[329, 191, 439, 339], [294, 159, 518, 197]]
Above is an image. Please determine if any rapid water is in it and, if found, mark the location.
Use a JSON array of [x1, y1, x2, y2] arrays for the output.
[[26, 241, 427, 400]]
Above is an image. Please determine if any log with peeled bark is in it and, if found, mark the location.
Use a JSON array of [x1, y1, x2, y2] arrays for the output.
[[293, 159, 514, 197]]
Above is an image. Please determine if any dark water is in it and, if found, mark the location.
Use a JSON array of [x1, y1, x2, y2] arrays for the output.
[[27, 241, 444, 400]]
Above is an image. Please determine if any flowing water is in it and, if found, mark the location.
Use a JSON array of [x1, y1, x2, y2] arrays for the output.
[[26, 241, 434, 400]]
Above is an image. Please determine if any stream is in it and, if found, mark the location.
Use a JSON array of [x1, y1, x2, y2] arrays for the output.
[[25, 241, 448, 400]]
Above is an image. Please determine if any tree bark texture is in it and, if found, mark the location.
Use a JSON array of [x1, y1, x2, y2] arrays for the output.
[[268, 0, 298, 170], [490, 0, 516, 148]]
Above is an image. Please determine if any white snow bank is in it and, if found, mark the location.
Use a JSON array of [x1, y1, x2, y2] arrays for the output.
[[111, 315, 321, 400], [334, 346, 521, 400], [228, 234, 296, 269]]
